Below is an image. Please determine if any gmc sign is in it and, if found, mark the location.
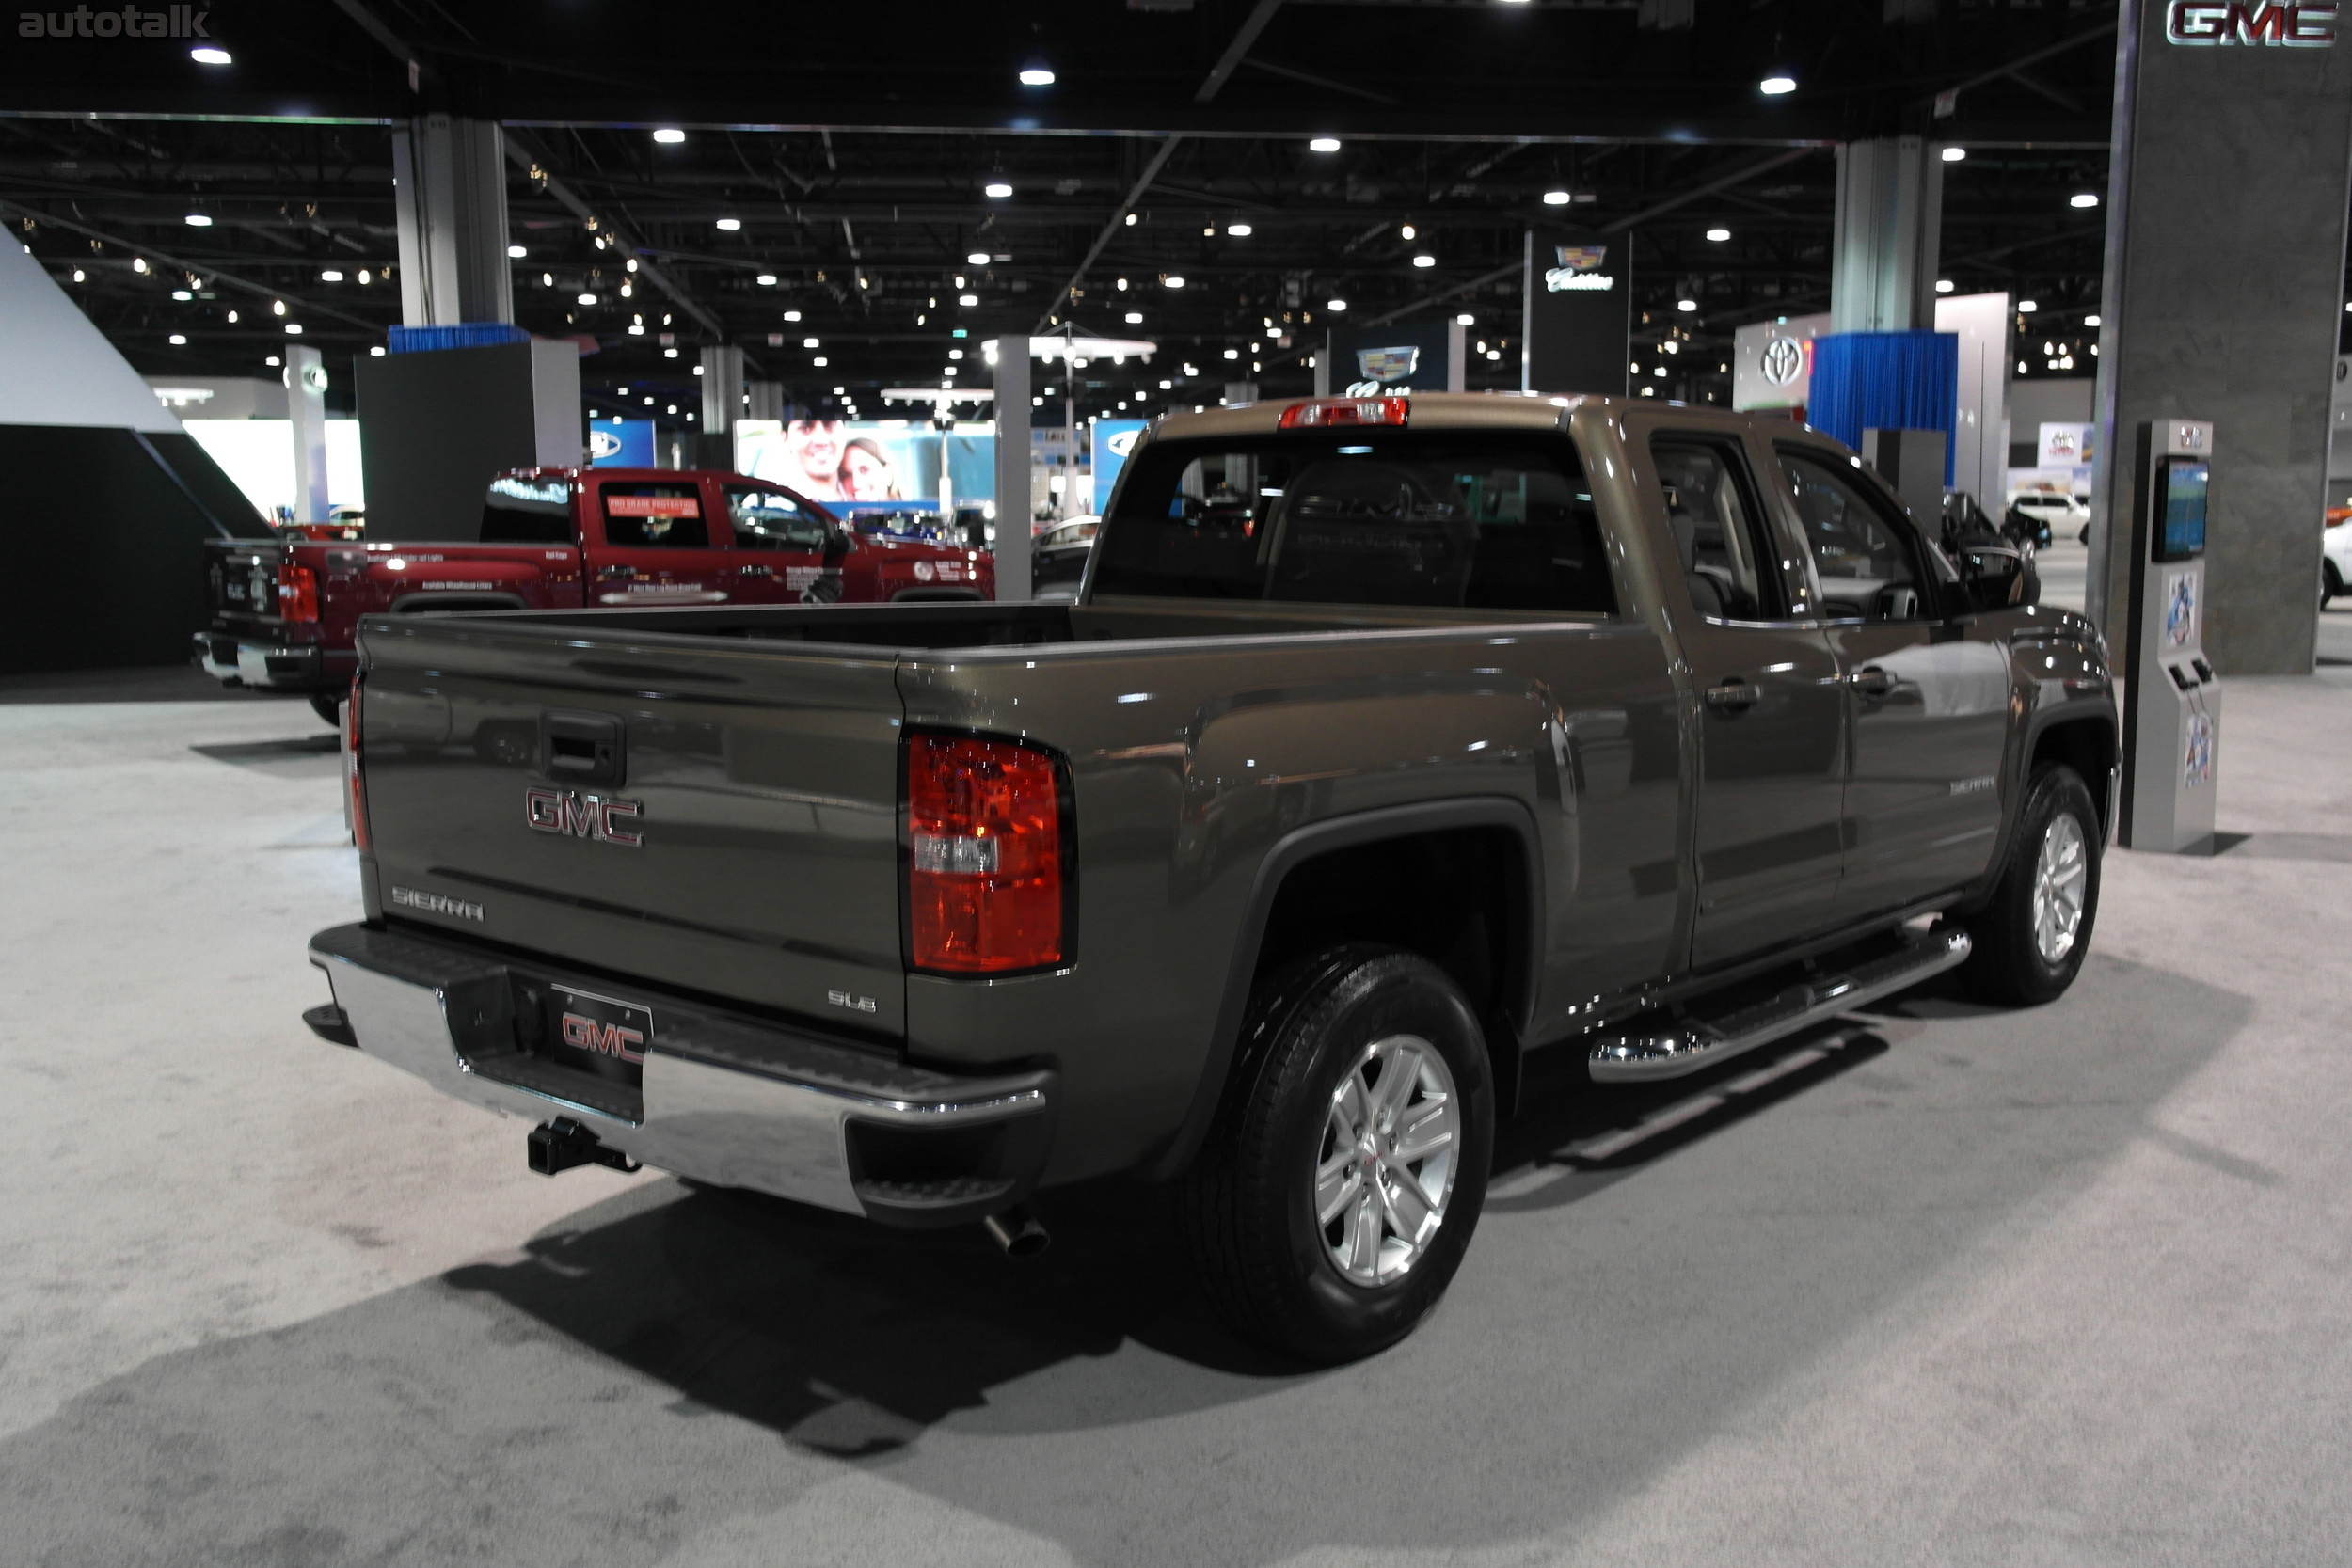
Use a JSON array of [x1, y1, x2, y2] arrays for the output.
[[2167, 1, 2340, 44]]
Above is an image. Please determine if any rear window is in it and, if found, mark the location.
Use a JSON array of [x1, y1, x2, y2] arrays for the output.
[[480, 475, 572, 544], [1091, 430, 1614, 614], [600, 483, 709, 548]]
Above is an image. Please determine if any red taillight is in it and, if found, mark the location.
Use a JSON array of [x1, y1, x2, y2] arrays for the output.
[[1278, 396, 1408, 430], [907, 734, 1065, 974], [344, 676, 370, 851], [277, 560, 319, 623]]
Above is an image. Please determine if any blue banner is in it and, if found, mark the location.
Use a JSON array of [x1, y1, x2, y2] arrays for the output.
[[588, 418, 656, 467], [1090, 420, 1147, 513]]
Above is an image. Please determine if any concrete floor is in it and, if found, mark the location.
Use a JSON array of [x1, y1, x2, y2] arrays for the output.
[[8, 671, 2352, 1567]]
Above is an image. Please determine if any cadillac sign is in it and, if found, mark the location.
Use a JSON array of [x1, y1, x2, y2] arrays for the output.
[[1356, 346, 1420, 382], [1544, 244, 1615, 293], [2167, 0, 2338, 43]]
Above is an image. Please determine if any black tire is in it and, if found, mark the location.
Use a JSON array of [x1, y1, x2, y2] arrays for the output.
[[1960, 764, 2101, 1006], [1178, 944, 1495, 1363], [308, 692, 342, 727], [2323, 561, 2342, 610]]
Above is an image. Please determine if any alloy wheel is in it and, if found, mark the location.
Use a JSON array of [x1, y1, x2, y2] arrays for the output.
[[2032, 812, 2090, 964], [1312, 1033, 1459, 1287]]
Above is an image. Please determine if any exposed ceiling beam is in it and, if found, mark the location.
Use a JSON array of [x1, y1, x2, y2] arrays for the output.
[[1597, 147, 1819, 233], [0, 197, 382, 330], [325, 0, 426, 92], [501, 130, 727, 341]]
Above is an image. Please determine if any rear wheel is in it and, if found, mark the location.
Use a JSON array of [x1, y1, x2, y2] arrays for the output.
[[308, 692, 342, 727], [1179, 945, 1494, 1363], [1960, 764, 2101, 1006], [2323, 560, 2342, 609]]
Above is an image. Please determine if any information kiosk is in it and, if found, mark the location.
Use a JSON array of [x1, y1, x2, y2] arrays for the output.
[[2119, 419, 2218, 852]]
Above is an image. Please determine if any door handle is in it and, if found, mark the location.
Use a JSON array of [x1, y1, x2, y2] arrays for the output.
[[1848, 665, 1897, 698], [736, 563, 774, 577], [1704, 679, 1757, 714]]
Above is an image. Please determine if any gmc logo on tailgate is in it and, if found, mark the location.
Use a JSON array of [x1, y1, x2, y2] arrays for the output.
[[525, 786, 644, 847], [2168, 1, 2339, 44]]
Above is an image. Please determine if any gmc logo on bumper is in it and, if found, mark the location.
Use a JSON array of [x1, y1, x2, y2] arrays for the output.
[[525, 787, 644, 847], [2167, 1, 2339, 44], [560, 1012, 645, 1063]]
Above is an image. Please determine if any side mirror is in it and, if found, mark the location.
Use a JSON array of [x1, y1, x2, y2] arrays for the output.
[[1956, 545, 2039, 613]]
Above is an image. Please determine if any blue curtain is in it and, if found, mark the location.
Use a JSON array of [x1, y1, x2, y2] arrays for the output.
[[1808, 331, 1959, 485]]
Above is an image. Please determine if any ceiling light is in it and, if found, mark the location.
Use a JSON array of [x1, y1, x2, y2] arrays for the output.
[[320, 270, 343, 282], [1412, 253, 1437, 268], [784, 309, 802, 321], [133, 257, 148, 273], [985, 182, 1014, 198], [2018, 298, 2039, 312], [1125, 310, 1144, 324], [189, 45, 230, 64], [168, 333, 186, 345], [264, 355, 279, 366], [1164, 275, 1185, 288], [1941, 146, 1967, 163], [171, 289, 192, 301], [1759, 74, 1797, 95], [2085, 313, 2102, 326], [1019, 67, 1056, 86], [1705, 227, 1731, 242], [755, 273, 777, 286], [958, 293, 979, 306], [652, 128, 686, 144], [1327, 298, 1347, 312], [1116, 277, 1129, 291], [715, 217, 741, 231], [803, 337, 820, 348], [812, 356, 827, 367], [1400, 224, 1416, 241], [1227, 223, 1252, 236], [183, 214, 212, 227], [2071, 192, 2101, 208], [1124, 213, 1137, 226], [967, 251, 991, 264], [1308, 136, 1342, 153], [271, 297, 284, 314], [1541, 190, 1571, 206], [1677, 298, 1698, 312], [284, 323, 302, 335], [1223, 348, 1240, 359], [1935, 278, 1955, 293], [1456, 312, 1474, 325], [578, 293, 596, 305], [506, 244, 528, 259]]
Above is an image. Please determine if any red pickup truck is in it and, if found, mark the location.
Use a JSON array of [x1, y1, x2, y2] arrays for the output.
[[195, 466, 994, 721]]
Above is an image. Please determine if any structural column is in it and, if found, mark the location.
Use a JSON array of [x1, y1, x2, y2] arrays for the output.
[[1829, 136, 1943, 334], [2087, 0, 2352, 673], [389, 116, 514, 327], [284, 344, 328, 524], [992, 339, 1032, 600], [699, 345, 744, 468]]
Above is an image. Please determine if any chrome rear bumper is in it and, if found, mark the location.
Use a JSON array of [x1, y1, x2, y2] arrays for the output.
[[308, 922, 1055, 1226]]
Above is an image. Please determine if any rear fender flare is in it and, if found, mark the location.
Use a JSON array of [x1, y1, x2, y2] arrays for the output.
[[1148, 796, 1544, 1181]]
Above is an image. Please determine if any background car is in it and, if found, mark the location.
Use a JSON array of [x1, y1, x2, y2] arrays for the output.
[[2005, 491, 2088, 548], [1032, 515, 1100, 602], [2321, 507, 2352, 605]]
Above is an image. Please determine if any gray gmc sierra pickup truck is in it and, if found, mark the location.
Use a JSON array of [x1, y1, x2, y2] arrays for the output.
[[306, 392, 2115, 1361]]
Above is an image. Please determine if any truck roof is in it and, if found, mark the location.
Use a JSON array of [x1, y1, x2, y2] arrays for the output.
[[498, 466, 771, 486], [1150, 390, 1593, 443]]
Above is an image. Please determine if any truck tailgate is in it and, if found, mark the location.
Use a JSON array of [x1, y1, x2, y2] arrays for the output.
[[357, 616, 909, 1036]]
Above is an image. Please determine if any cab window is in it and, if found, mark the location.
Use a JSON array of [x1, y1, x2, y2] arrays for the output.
[[599, 483, 709, 548], [1777, 450, 1929, 621], [480, 475, 572, 544], [724, 485, 831, 551], [1092, 430, 1615, 615], [1650, 437, 1780, 621]]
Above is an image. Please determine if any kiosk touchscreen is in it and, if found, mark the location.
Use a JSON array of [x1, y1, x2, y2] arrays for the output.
[[2120, 420, 2218, 852]]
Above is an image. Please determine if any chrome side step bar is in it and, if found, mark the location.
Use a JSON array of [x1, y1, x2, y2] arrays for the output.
[[1588, 927, 1971, 1084]]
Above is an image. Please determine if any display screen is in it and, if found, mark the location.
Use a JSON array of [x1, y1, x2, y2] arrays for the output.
[[2155, 458, 2207, 562]]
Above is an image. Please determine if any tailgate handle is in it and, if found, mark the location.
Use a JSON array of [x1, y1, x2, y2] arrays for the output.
[[539, 710, 626, 787]]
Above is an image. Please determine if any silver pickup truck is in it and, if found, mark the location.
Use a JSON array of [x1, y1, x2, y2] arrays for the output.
[[306, 392, 2114, 1361]]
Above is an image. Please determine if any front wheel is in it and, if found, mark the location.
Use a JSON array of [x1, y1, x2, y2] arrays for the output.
[[1960, 764, 2102, 1006], [308, 692, 343, 727], [1179, 946, 1494, 1363]]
